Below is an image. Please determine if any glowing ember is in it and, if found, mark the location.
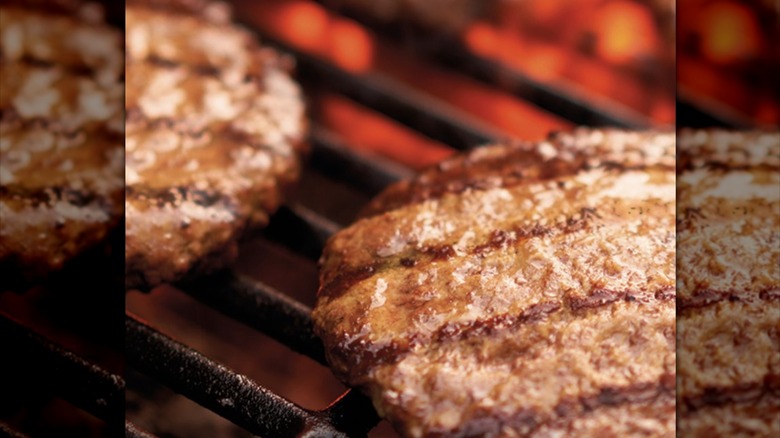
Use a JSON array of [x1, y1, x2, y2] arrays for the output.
[[700, 1, 762, 63]]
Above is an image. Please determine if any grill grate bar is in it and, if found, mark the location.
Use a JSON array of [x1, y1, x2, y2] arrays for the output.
[[263, 202, 341, 261], [0, 313, 124, 425], [677, 90, 753, 129], [176, 271, 328, 365], [310, 127, 409, 196], [126, 315, 378, 437], [241, 29, 499, 149], [311, 0, 651, 129]]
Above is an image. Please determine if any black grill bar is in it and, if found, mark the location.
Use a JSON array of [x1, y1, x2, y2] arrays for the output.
[[0, 313, 124, 425], [240, 29, 499, 149], [320, 389, 382, 435], [311, 127, 409, 196], [263, 202, 341, 261], [176, 271, 328, 365], [677, 90, 753, 129], [126, 315, 379, 437], [312, 0, 650, 129]]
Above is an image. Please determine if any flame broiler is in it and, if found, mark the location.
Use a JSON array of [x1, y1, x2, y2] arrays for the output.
[[120, 1, 681, 436], [13, 0, 769, 436]]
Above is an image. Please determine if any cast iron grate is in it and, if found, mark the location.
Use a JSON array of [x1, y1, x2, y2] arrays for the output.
[[3, 1, 683, 436]]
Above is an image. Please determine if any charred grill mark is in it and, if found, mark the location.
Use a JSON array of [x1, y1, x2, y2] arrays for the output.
[[569, 289, 625, 311], [678, 288, 780, 312], [339, 287, 674, 374], [145, 54, 224, 77], [434, 301, 562, 343], [4, 55, 97, 76], [399, 258, 416, 267], [364, 155, 674, 218], [125, 185, 235, 210], [446, 377, 674, 437], [125, 107, 284, 153], [0, 186, 111, 211], [422, 245, 455, 260], [682, 379, 780, 412], [319, 208, 607, 300], [569, 287, 675, 311], [317, 263, 377, 298]]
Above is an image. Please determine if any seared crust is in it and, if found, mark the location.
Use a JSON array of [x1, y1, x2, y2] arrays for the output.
[[677, 129, 780, 437], [125, 0, 307, 289], [313, 129, 676, 437], [0, 1, 123, 284]]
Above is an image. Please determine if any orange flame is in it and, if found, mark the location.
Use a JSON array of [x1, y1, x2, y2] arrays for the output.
[[700, 1, 761, 63]]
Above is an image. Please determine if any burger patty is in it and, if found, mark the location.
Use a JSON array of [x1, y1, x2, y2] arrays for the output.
[[0, 0, 123, 286], [313, 129, 676, 437], [677, 129, 780, 437], [125, 0, 307, 289]]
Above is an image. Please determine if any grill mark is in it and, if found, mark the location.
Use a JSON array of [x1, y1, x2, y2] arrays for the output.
[[339, 287, 674, 375], [130, 50, 270, 83], [682, 379, 780, 412], [125, 185, 236, 211], [318, 263, 377, 299], [320, 207, 628, 300], [0, 55, 97, 76], [0, 186, 112, 210], [363, 152, 674, 218], [440, 377, 674, 437], [678, 288, 780, 312], [434, 301, 562, 343], [125, 107, 283, 154], [144, 55, 223, 77]]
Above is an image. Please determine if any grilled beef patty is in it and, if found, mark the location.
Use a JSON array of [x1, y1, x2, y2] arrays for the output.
[[313, 129, 676, 437], [125, 0, 307, 289], [0, 0, 123, 286], [677, 130, 780, 437]]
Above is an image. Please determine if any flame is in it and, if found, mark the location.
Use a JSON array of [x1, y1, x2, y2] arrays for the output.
[[464, 22, 499, 58], [277, 1, 329, 51], [327, 19, 374, 72], [594, 2, 658, 63], [320, 95, 453, 169], [700, 1, 761, 63], [755, 100, 780, 126]]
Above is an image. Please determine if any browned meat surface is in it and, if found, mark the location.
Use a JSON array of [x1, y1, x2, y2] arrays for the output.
[[0, 1, 123, 285], [125, 0, 307, 289], [313, 129, 676, 437], [677, 129, 780, 437]]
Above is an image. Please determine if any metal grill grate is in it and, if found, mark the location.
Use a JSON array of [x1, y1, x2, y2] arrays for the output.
[[2, 1, 686, 437]]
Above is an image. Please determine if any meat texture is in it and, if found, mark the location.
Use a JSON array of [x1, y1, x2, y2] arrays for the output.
[[677, 129, 780, 437], [313, 129, 676, 437], [125, 0, 307, 289], [0, 0, 124, 285]]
